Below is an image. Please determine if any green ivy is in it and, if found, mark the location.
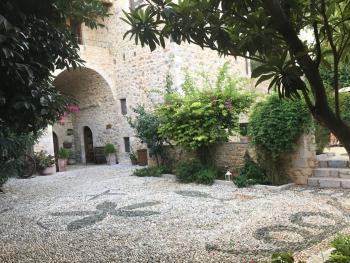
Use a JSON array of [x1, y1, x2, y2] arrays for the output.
[[248, 95, 312, 184], [249, 95, 312, 160]]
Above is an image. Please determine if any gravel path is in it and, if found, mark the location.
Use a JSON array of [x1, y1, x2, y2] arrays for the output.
[[1, 165, 350, 263]]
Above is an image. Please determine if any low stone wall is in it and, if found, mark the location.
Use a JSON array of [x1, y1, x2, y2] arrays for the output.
[[149, 134, 316, 185], [208, 142, 250, 175]]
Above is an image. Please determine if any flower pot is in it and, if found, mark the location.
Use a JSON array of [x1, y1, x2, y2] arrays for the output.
[[58, 158, 67, 172], [130, 158, 138, 165], [68, 158, 76, 165], [40, 165, 56, 176], [106, 154, 116, 165]]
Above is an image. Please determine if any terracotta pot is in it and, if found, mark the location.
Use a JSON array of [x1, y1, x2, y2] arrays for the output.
[[68, 158, 76, 165], [106, 154, 116, 165], [58, 158, 67, 172], [40, 165, 56, 176]]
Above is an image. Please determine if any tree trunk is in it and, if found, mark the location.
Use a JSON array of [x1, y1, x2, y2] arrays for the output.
[[263, 0, 350, 157]]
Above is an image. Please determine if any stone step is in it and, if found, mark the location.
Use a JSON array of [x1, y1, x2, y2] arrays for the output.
[[313, 168, 350, 179], [308, 177, 350, 188], [317, 159, 349, 168]]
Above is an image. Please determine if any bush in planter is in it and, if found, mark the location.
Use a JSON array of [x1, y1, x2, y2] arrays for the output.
[[132, 167, 162, 177], [34, 151, 55, 170], [104, 143, 117, 165], [58, 147, 70, 159], [104, 143, 116, 155]]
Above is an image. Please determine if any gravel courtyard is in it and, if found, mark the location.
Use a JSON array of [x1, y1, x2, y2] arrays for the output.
[[1, 165, 350, 263]]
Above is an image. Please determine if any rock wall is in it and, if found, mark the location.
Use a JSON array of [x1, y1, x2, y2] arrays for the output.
[[150, 134, 316, 185], [35, 0, 251, 164], [282, 134, 317, 185]]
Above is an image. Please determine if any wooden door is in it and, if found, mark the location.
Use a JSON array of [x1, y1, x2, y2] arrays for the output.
[[84, 126, 94, 163]]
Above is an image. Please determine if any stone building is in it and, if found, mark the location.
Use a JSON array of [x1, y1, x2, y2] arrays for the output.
[[35, 0, 249, 164]]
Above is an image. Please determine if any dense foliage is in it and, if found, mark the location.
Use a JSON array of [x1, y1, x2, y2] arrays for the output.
[[122, 0, 350, 156], [34, 151, 55, 170], [132, 167, 162, 177], [127, 105, 165, 166], [157, 65, 254, 160], [0, 0, 108, 185], [248, 95, 312, 184], [175, 160, 216, 185], [267, 234, 350, 263], [234, 152, 270, 188], [326, 235, 350, 263], [0, 129, 37, 186]]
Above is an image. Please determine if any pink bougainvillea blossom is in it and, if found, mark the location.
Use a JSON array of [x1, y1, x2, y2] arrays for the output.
[[59, 105, 80, 125]]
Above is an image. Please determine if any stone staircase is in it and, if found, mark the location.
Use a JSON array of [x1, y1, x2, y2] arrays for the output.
[[308, 152, 350, 188]]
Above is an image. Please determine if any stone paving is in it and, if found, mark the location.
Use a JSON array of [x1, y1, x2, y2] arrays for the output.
[[1, 165, 350, 262]]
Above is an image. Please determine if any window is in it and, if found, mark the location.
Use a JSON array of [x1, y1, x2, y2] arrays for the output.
[[120, 98, 127, 115], [129, 0, 143, 10], [124, 137, 131, 152]]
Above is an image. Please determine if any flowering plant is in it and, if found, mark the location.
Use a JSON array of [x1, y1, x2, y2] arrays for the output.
[[59, 105, 80, 125]]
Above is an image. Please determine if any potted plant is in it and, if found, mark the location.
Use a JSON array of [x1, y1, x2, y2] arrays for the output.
[[67, 150, 76, 165], [104, 143, 116, 165], [34, 151, 56, 175], [129, 148, 138, 165], [58, 147, 70, 171]]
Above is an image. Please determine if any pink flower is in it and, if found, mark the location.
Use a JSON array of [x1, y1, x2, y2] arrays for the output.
[[224, 101, 232, 110]]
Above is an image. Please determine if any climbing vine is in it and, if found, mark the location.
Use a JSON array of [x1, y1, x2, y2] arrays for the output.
[[248, 95, 312, 184]]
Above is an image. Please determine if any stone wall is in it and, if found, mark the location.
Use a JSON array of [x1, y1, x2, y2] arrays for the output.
[[150, 134, 316, 185], [282, 134, 317, 185], [208, 142, 251, 175], [36, 0, 251, 164]]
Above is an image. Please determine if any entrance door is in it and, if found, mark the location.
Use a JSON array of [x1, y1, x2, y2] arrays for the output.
[[84, 126, 94, 163], [52, 132, 59, 171]]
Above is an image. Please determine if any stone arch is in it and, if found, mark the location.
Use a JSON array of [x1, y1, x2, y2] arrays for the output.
[[52, 67, 119, 163]]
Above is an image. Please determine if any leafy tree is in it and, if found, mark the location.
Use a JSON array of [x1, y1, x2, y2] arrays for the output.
[[127, 105, 165, 166], [156, 66, 254, 163], [0, 0, 108, 185], [123, 0, 350, 156]]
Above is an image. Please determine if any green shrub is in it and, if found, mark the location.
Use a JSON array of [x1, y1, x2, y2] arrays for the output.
[[175, 160, 217, 185], [58, 147, 70, 159], [34, 151, 55, 170], [104, 143, 116, 154], [195, 169, 216, 185], [159, 164, 172, 174], [234, 152, 270, 188], [315, 123, 330, 154], [326, 235, 350, 263], [132, 167, 162, 177], [248, 95, 312, 184], [175, 160, 204, 183]]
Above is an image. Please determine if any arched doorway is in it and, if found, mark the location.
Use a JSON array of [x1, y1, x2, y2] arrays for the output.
[[52, 67, 118, 163], [52, 132, 59, 171], [84, 126, 94, 163]]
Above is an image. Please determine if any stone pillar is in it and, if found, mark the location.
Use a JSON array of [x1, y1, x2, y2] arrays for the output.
[[34, 126, 54, 155], [283, 134, 316, 185]]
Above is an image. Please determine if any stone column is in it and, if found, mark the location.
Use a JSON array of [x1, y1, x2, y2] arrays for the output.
[[283, 133, 316, 185], [34, 126, 54, 155]]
